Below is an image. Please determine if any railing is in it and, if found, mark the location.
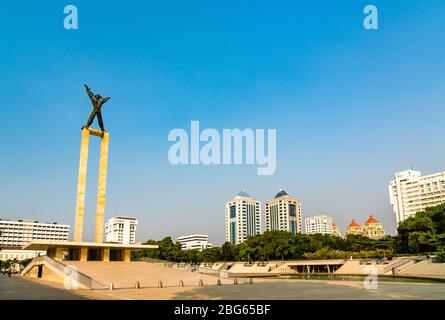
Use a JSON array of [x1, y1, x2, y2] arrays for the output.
[[383, 256, 424, 274], [269, 261, 287, 271], [136, 257, 167, 264]]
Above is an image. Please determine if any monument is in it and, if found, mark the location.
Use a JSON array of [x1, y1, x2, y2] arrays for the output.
[[23, 85, 157, 262], [82, 84, 110, 133], [74, 84, 110, 243]]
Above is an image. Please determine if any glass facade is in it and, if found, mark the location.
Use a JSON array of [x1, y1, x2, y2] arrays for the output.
[[230, 221, 236, 244], [230, 205, 236, 218], [290, 221, 296, 234], [246, 204, 256, 237], [289, 204, 296, 217], [270, 205, 279, 230]]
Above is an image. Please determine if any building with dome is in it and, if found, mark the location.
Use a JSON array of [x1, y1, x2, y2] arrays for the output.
[[225, 190, 261, 245], [345, 219, 363, 236], [345, 216, 386, 239], [362, 215, 386, 239], [265, 189, 302, 234]]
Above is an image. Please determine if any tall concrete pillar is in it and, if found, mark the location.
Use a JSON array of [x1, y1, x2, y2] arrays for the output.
[[95, 132, 109, 243], [74, 129, 90, 242], [73, 128, 109, 243]]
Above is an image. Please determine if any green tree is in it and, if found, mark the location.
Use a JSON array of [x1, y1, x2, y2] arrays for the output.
[[221, 242, 237, 261], [396, 204, 445, 253], [198, 248, 220, 263]]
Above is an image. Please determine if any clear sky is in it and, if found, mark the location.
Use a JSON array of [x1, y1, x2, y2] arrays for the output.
[[1, 1, 444, 245]]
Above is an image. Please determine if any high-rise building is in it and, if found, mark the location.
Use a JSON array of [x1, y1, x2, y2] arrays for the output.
[[265, 189, 302, 234], [389, 169, 445, 224], [304, 214, 333, 235], [0, 219, 70, 247], [105, 216, 137, 244], [177, 234, 212, 251], [225, 190, 261, 245]]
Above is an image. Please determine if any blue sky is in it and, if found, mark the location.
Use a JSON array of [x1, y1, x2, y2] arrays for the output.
[[1, 1, 444, 244]]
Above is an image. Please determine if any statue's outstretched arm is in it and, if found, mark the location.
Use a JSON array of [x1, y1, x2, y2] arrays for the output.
[[84, 84, 94, 99], [102, 97, 111, 104]]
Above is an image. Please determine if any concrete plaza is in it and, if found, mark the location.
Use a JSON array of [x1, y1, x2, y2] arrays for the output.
[[2, 274, 445, 300]]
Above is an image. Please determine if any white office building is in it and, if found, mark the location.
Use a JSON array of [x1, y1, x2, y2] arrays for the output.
[[176, 234, 212, 251], [305, 214, 334, 235], [105, 216, 137, 244], [225, 190, 261, 245], [265, 189, 302, 234], [389, 169, 445, 224], [0, 219, 70, 247], [0, 249, 46, 261]]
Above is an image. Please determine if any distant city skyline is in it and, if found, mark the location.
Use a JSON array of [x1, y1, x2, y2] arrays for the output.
[[1, 1, 445, 245]]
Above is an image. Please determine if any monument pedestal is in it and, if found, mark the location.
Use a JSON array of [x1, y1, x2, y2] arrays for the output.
[[74, 128, 109, 243]]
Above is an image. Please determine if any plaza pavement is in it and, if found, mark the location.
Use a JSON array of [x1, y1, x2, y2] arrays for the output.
[[1, 274, 445, 300], [64, 261, 233, 288]]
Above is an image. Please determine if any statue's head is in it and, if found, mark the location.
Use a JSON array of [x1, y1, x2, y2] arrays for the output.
[[95, 94, 102, 99]]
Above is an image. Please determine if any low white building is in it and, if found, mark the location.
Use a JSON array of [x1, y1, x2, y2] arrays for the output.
[[0, 249, 46, 261], [304, 214, 334, 235], [105, 216, 137, 244], [0, 218, 70, 247], [176, 234, 212, 251]]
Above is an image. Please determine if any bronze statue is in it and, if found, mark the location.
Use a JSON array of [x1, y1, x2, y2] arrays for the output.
[[82, 84, 110, 134]]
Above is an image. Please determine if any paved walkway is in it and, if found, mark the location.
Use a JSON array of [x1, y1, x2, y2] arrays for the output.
[[170, 279, 445, 300], [0, 275, 94, 300], [64, 261, 231, 288], [2, 275, 445, 300]]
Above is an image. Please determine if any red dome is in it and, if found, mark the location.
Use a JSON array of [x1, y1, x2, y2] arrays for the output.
[[348, 219, 361, 228], [365, 215, 379, 224]]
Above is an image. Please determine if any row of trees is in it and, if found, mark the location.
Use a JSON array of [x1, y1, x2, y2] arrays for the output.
[[135, 204, 445, 263], [134, 232, 396, 263], [0, 258, 32, 273]]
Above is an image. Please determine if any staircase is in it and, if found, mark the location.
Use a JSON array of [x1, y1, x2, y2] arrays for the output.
[[21, 256, 104, 289], [383, 256, 425, 274]]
